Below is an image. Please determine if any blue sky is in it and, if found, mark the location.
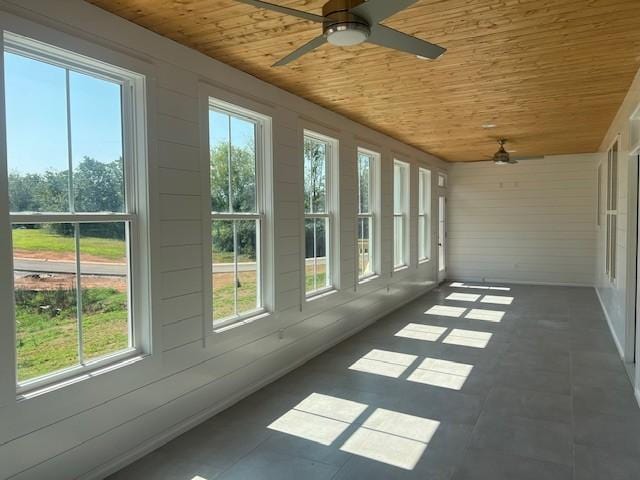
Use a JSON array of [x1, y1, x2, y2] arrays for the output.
[[5, 51, 256, 176], [4, 52, 123, 174], [209, 109, 255, 152]]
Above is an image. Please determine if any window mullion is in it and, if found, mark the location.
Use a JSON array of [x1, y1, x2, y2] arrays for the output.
[[233, 220, 238, 316], [74, 222, 84, 365], [65, 68, 74, 214]]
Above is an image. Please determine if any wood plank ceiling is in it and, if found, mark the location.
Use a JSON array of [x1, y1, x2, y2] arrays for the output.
[[87, 0, 640, 162]]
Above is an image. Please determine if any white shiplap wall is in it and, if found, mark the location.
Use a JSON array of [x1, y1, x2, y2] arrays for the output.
[[595, 66, 640, 376], [448, 154, 598, 286], [0, 1, 447, 479]]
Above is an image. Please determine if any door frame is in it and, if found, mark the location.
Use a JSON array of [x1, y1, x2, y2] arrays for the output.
[[436, 174, 447, 284]]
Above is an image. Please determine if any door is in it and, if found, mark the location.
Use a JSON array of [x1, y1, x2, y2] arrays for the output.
[[438, 195, 446, 283]]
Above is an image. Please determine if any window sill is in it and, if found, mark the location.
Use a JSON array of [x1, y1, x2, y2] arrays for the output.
[[358, 274, 380, 285], [212, 310, 271, 334], [17, 350, 147, 401], [305, 287, 338, 302], [418, 258, 431, 265], [394, 265, 409, 273]]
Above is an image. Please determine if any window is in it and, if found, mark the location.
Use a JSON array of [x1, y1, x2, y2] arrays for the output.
[[4, 33, 146, 389], [357, 149, 378, 280], [304, 133, 335, 296], [209, 102, 265, 324], [393, 160, 410, 269], [605, 139, 618, 282], [418, 167, 432, 262], [437, 173, 447, 188]]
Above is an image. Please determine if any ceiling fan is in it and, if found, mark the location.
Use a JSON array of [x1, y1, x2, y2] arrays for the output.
[[486, 139, 541, 164], [234, 0, 446, 66], [492, 139, 517, 165]]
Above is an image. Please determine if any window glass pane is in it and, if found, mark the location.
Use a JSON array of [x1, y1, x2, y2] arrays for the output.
[[210, 110, 231, 213], [230, 116, 257, 213], [79, 222, 130, 362], [13, 223, 78, 382], [305, 217, 329, 293], [394, 163, 406, 214], [212, 219, 260, 321], [5, 53, 70, 213], [304, 137, 327, 214], [70, 72, 125, 213], [358, 217, 373, 278], [236, 220, 259, 314], [419, 216, 427, 260], [358, 153, 371, 214], [394, 216, 405, 267], [212, 219, 235, 321]]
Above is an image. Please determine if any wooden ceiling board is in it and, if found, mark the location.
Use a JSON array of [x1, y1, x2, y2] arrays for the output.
[[87, 0, 640, 161]]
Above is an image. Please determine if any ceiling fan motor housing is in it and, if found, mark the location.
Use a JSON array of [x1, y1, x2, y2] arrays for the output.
[[322, 0, 370, 46]]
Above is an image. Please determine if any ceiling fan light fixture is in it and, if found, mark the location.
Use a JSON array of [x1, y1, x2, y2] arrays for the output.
[[325, 22, 370, 46]]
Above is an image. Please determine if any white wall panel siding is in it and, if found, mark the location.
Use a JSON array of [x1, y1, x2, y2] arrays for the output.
[[0, 1, 446, 479], [448, 154, 598, 287], [595, 66, 640, 380]]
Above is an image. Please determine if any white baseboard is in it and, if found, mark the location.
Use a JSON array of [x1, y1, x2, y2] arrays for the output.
[[449, 275, 593, 288], [83, 285, 434, 480], [595, 288, 625, 359]]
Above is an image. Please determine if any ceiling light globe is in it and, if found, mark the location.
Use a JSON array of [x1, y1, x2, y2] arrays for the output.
[[326, 23, 370, 46]]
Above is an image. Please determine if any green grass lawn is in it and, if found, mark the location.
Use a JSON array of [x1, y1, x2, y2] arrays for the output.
[[12, 228, 126, 261], [15, 287, 128, 382], [213, 272, 258, 320]]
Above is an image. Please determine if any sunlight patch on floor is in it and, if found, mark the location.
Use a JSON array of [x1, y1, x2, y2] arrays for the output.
[[480, 295, 514, 305], [340, 408, 440, 470], [268, 393, 367, 445], [442, 328, 493, 348], [349, 349, 418, 378], [407, 357, 474, 390], [446, 292, 481, 302], [465, 308, 505, 322], [395, 323, 448, 341], [425, 305, 466, 317]]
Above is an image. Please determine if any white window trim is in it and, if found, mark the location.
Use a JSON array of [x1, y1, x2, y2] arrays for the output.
[[3, 32, 151, 395], [303, 130, 338, 299], [204, 96, 273, 331], [418, 167, 432, 263], [393, 159, 410, 271], [605, 136, 619, 284], [357, 147, 380, 282]]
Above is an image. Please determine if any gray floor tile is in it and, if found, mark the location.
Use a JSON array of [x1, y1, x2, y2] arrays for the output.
[[574, 444, 640, 480], [483, 386, 572, 424], [572, 384, 640, 418], [574, 411, 640, 456], [216, 448, 338, 480], [109, 451, 224, 480], [451, 448, 572, 480], [470, 413, 573, 466], [107, 283, 640, 480]]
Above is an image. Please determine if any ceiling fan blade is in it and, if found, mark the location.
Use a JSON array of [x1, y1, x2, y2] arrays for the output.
[[273, 35, 327, 66], [234, 0, 327, 23], [367, 25, 446, 59], [350, 0, 419, 24]]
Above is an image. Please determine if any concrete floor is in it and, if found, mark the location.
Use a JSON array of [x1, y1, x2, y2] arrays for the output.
[[109, 282, 640, 480]]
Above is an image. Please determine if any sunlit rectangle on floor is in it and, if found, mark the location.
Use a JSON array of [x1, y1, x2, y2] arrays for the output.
[[465, 308, 505, 322], [349, 349, 418, 378], [442, 328, 492, 348], [395, 323, 448, 341], [446, 292, 481, 302], [480, 295, 514, 305], [407, 358, 474, 390], [268, 393, 368, 445], [425, 305, 466, 317], [340, 409, 439, 470]]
